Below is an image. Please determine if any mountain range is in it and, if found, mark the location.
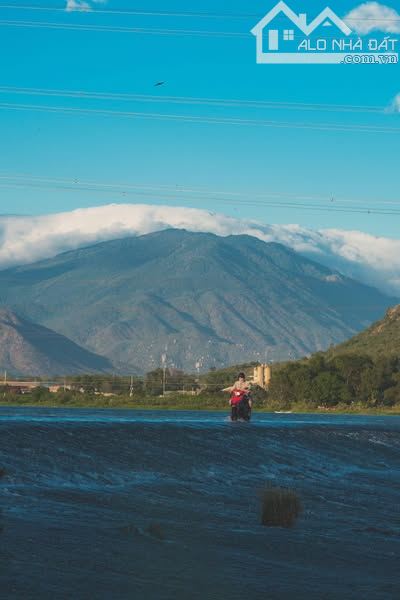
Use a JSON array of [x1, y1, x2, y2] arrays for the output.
[[0, 308, 113, 376], [0, 229, 396, 374]]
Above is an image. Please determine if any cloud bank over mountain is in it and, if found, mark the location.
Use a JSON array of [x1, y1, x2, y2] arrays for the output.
[[0, 204, 399, 296]]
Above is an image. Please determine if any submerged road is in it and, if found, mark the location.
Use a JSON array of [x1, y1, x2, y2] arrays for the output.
[[1, 409, 399, 599]]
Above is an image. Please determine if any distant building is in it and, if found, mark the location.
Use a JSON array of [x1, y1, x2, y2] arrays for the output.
[[2, 381, 71, 394], [253, 364, 271, 389], [49, 385, 72, 393]]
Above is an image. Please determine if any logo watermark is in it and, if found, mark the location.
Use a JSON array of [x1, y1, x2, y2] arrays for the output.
[[251, 1, 399, 64]]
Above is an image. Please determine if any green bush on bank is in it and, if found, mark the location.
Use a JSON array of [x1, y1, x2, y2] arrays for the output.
[[267, 352, 400, 409], [0, 389, 230, 410]]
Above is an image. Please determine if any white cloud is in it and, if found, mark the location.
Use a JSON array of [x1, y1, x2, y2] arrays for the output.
[[65, 0, 106, 12], [386, 93, 400, 113], [344, 2, 400, 34], [65, 0, 91, 11], [0, 204, 399, 297]]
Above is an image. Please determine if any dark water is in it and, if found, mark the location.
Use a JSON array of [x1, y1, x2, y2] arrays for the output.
[[1, 409, 400, 599]]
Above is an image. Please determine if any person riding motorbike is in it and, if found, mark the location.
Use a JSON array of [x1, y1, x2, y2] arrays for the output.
[[222, 372, 252, 421]]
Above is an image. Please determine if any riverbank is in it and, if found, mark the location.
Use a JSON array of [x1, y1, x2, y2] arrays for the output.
[[1, 395, 400, 415]]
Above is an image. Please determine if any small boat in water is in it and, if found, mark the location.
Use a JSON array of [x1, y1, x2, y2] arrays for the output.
[[274, 410, 293, 414]]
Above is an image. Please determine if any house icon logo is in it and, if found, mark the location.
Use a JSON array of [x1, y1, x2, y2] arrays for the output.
[[251, 1, 353, 64]]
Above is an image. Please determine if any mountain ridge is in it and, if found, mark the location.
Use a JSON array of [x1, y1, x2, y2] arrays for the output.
[[0, 229, 396, 372], [328, 304, 400, 358], [0, 307, 114, 376]]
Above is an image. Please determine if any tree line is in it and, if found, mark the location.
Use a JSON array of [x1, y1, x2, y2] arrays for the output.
[[1, 355, 399, 410], [268, 353, 400, 408]]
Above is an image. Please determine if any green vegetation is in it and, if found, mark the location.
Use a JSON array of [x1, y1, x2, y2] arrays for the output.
[[328, 305, 400, 359], [267, 352, 400, 411], [0, 388, 225, 410], [1, 353, 400, 414], [0, 365, 269, 411], [260, 487, 302, 528]]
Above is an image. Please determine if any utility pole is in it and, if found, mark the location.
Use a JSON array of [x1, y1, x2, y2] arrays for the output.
[[161, 353, 167, 397]]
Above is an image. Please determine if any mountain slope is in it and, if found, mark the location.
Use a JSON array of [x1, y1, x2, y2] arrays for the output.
[[0, 229, 396, 371], [329, 304, 400, 358], [0, 308, 113, 376]]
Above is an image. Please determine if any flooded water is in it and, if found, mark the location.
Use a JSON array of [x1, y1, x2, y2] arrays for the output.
[[1, 408, 399, 599]]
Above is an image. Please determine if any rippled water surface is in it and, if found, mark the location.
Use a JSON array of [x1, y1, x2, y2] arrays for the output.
[[1, 409, 399, 599]]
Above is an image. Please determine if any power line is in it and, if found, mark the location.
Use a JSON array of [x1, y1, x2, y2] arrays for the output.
[[1, 18, 398, 41], [0, 15, 399, 47], [0, 85, 384, 114], [1, 174, 400, 215], [0, 19, 249, 37], [0, 4, 257, 19], [0, 173, 365, 203], [2, 172, 400, 206], [0, 101, 399, 134], [2, 172, 400, 207], [1, 4, 400, 23], [1, 4, 399, 42], [5, 182, 400, 214]]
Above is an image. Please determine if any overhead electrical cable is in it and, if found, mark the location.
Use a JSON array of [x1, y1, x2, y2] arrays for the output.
[[0, 18, 398, 40], [1, 4, 400, 23], [1, 175, 400, 215], [0, 85, 384, 114], [0, 19, 249, 37], [0, 101, 398, 133], [1, 173, 400, 207]]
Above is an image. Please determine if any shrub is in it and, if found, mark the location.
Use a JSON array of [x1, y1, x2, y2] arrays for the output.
[[260, 486, 302, 528], [146, 522, 166, 540]]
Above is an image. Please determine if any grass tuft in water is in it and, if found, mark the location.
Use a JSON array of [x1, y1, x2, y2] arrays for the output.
[[260, 486, 302, 528], [146, 522, 166, 540]]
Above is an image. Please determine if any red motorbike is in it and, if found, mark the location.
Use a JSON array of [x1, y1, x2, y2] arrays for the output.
[[229, 389, 252, 422]]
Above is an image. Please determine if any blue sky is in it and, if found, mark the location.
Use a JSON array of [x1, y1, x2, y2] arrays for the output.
[[0, 0, 399, 237]]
